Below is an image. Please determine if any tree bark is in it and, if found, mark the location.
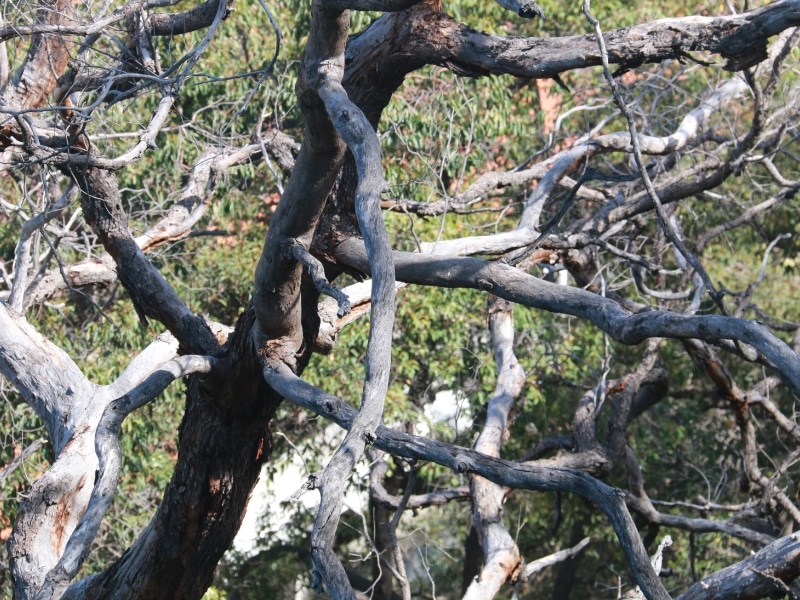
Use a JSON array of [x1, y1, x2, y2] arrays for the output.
[[62, 309, 278, 599]]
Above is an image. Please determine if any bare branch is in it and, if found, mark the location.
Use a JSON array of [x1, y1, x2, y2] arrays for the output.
[[378, 451, 414, 600], [696, 188, 793, 253], [305, 72, 395, 599], [0, 0, 147, 42], [8, 185, 76, 312], [1, 0, 75, 111], [463, 296, 525, 600], [347, 0, 800, 88], [749, 393, 800, 444], [409, 77, 746, 259], [263, 363, 671, 600], [67, 164, 219, 354], [523, 537, 590, 578], [0, 438, 46, 486], [147, 0, 229, 36], [369, 456, 469, 510], [36, 355, 216, 600], [284, 239, 351, 317], [0, 302, 92, 449], [335, 240, 800, 399], [26, 132, 298, 306], [583, 0, 726, 313], [623, 447, 774, 547], [676, 533, 800, 600]]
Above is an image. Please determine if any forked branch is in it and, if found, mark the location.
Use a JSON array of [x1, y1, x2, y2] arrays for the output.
[[37, 355, 216, 600]]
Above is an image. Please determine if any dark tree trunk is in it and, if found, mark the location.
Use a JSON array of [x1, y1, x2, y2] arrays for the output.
[[64, 309, 282, 599]]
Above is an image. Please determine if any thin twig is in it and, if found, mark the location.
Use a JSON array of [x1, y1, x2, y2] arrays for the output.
[[582, 0, 728, 315]]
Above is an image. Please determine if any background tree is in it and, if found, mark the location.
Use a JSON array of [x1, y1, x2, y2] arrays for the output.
[[0, 0, 798, 598]]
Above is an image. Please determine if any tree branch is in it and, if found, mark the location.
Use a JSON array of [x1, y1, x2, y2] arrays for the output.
[[401, 77, 746, 259], [463, 296, 525, 600], [523, 536, 590, 578], [346, 0, 800, 96], [8, 185, 76, 312], [36, 355, 216, 600], [0, 302, 92, 450], [67, 163, 219, 354], [0, 438, 46, 486], [676, 533, 800, 600], [334, 241, 800, 399], [0, 0, 147, 42], [263, 363, 671, 600], [369, 455, 469, 510], [284, 239, 351, 317], [25, 132, 298, 306], [304, 73, 395, 600], [623, 446, 774, 547]]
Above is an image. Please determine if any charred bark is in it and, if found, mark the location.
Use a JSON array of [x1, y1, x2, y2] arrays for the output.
[[63, 309, 279, 599]]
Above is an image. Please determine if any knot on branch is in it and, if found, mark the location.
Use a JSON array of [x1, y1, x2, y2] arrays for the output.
[[290, 473, 319, 501], [516, 0, 544, 18], [336, 108, 352, 123], [455, 455, 473, 473]]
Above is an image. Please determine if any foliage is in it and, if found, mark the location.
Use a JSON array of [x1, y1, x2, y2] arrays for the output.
[[0, 0, 798, 598]]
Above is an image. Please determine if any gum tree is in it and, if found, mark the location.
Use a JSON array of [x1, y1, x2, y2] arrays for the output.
[[0, 0, 799, 598]]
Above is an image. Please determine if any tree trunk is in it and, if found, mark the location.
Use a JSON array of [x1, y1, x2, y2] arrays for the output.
[[63, 309, 281, 599]]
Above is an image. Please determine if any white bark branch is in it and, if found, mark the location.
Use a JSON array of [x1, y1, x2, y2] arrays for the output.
[[0, 0, 148, 42], [523, 536, 590, 578], [0, 301, 93, 450], [418, 77, 747, 258], [463, 297, 525, 600], [8, 186, 75, 312], [36, 354, 216, 600]]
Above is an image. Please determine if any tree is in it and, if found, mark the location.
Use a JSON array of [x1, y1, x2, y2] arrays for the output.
[[0, 0, 798, 596]]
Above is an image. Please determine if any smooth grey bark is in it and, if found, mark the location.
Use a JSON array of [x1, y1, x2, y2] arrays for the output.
[[306, 78, 395, 598]]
